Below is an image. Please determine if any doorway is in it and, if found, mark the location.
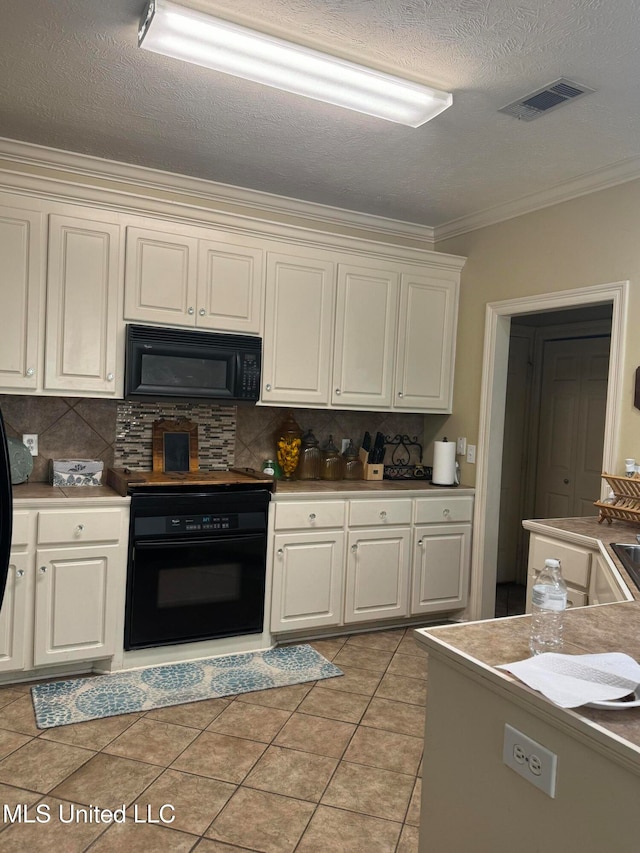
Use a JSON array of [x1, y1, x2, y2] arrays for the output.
[[495, 307, 612, 616], [468, 282, 628, 622]]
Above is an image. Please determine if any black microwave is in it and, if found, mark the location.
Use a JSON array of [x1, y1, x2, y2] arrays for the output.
[[124, 325, 261, 403]]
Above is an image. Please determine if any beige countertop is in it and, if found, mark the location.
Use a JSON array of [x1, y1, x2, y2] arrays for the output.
[[12, 482, 129, 506], [524, 515, 640, 601], [273, 479, 474, 496], [416, 600, 640, 767]]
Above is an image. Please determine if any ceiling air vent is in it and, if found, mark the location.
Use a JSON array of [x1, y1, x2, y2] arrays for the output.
[[499, 78, 595, 121]]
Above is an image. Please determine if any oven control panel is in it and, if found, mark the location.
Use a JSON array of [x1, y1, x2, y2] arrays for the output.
[[167, 513, 238, 533]]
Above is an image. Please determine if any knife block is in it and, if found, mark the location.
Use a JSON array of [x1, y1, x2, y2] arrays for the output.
[[359, 448, 384, 481]]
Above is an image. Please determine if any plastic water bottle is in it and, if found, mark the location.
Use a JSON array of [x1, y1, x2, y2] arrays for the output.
[[529, 558, 567, 656]]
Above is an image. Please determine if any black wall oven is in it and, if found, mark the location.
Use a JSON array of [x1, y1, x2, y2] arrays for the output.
[[125, 486, 271, 650]]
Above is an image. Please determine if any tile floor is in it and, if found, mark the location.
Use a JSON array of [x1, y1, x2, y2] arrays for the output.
[[0, 627, 428, 852]]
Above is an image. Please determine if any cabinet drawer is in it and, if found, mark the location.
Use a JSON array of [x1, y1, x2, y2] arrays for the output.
[[529, 535, 592, 589], [349, 499, 412, 527], [566, 587, 589, 609], [37, 508, 123, 545], [414, 496, 473, 524], [274, 501, 345, 531], [11, 511, 30, 548]]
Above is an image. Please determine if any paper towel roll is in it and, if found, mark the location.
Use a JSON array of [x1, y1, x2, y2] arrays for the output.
[[432, 440, 456, 485]]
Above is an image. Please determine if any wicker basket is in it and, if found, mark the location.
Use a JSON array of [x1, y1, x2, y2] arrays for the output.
[[595, 473, 640, 523]]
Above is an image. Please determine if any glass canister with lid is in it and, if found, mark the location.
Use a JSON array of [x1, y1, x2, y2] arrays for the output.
[[320, 435, 344, 481], [275, 412, 302, 479], [296, 429, 322, 480], [342, 439, 363, 480]]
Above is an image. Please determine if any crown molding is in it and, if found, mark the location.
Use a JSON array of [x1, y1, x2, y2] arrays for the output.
[[434, 155, 640, 241], [0, 137, 435, 246]]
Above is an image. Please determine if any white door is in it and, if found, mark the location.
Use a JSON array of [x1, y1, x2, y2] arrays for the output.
[[197, 238, 263, 333], [124, 225, 197, 324], [411, 524, 470, 615], [261, 251, 335, 406], [271, 531, 345, 632], [0, 554, 29, 673], [534, 336, 610, 518], [345, 528, 410, 622], [0, 204, 44, 390], [34, 546, 118, 665], [45, 214, 122, 394], [332, 263, 399, 409], [394, 274, 457, 411]]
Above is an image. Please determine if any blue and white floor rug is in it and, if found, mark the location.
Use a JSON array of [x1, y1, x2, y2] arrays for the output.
[[31, 645, 343, 729]]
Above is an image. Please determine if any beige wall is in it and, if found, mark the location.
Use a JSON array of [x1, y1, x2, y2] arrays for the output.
[[436, 178, 640, 486]]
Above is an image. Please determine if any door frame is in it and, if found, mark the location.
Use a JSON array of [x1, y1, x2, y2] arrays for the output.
[[469, 281, 628, 620]]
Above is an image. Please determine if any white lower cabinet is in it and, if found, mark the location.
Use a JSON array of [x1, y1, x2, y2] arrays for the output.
[[345, 528, 411, 622], [0, 504, 128, 675], [271, 531, 345, 632], [411, 524, 470, 614], [270, 493, 473, 635]]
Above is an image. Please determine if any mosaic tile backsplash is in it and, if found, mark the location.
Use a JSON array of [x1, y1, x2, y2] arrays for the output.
[[1, 394, 428, 482]]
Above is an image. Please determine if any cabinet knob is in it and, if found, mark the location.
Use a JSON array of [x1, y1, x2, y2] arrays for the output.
[[76, 524, 85, 534], [39, 565, 47, 574], [308, 513, 316, 521], [335, 389, 341, 396], [351, 544, 358, 553], [26, 367, 35, 377], [199, 308, 206, 316], [443, 508, 450, 517], [15, 568, 25, 578], [563, 478, 570, 484], [417, 539, 424, 547], [397, 391, 403, 398], [107, 373, 114, 381], [188, 307, 194, 315], [265, 384, 272, 391], [379, 510, 387, 520], [277, 548, 284, 557]]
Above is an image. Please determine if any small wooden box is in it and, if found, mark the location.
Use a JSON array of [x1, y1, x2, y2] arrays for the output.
[[359, 448, 384, 481]]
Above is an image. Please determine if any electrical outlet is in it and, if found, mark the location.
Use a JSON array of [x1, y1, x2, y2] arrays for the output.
[[503, 724, 557, 798], [22, 434, 38, 457], [341, 438, 350, 453], [456, 437, 467, 456], [466, 444, 476, 464]]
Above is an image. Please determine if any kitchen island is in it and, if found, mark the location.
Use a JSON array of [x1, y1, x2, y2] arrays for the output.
[[415, 602, 640, 853]]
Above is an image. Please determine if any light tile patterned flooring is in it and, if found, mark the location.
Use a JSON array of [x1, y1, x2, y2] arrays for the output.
[[0, 628, 427, 852]]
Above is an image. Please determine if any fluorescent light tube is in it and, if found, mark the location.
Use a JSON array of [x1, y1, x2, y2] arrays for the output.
[[138, 0, 452, 127]]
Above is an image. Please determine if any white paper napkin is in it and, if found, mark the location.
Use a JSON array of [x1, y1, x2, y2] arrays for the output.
[[497, 653, 640, 708]]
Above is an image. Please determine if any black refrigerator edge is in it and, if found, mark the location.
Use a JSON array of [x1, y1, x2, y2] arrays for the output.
[[0, 407, 12, 611]]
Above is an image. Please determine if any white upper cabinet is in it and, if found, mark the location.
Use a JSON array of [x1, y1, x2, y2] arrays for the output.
[[124, 221, 264, 333], [45, 213, 123, 395], [332, 263, 400, 409], [394, 273, 458, 412], [0, 201, 45, 390], [261, 249, 336, 406]]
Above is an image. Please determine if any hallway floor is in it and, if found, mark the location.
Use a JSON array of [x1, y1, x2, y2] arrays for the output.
[[0, 627, 426, 852]]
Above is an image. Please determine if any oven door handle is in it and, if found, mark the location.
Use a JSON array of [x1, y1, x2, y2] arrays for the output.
[[134, 533, 265, 549]]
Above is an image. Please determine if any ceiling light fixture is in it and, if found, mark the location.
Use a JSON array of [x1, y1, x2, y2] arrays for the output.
[[138, 0, 453, 127]]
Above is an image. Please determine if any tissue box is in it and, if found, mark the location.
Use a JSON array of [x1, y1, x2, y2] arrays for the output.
[[51, 459, 103, 487]]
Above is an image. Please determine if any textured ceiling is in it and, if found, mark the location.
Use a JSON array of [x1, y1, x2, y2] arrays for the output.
[[1, 0, 640, 228]]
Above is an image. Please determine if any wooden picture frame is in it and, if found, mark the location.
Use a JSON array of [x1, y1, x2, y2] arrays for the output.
[[152, 418, 199, 473]]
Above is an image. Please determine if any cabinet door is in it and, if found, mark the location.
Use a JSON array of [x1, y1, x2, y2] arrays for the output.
[[411, 524, 470, 615], [394, 274, 458, 412], [34, 545, 121, 665], [332, 263, 399, 408], [345, 528, 410, 623], [45, 214, 122, 394], [124, 225, 197, 325], [261, 251, 335, 406], [197, 238, 263, 333], [271, 531, 345, 632], [0, 204, 45, 390], [0, 554, 29, 673], [589, 554, 628, 605]]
